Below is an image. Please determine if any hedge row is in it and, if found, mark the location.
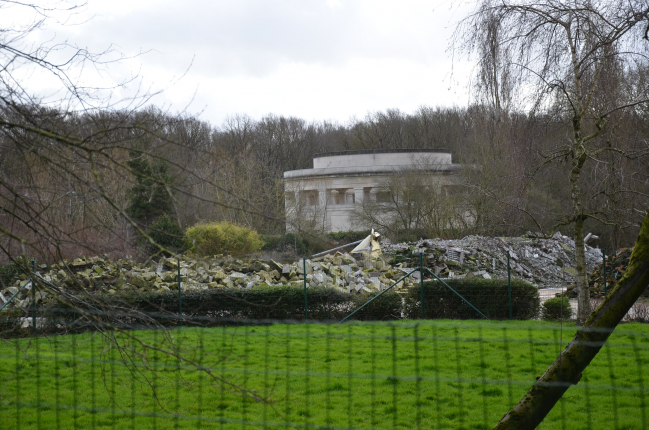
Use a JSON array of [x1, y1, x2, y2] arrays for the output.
[[124, 286, 399, 323], [0, 287, 402, 335], [403, 278, 540, 320], [108, 278, 539, 323], [2, 279, 540, 334]]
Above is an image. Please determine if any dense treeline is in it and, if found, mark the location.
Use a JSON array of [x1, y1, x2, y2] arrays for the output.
[[1, 102, 648, 264]]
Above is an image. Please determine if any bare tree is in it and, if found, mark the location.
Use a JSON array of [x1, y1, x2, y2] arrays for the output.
[[350, 165, 470, 241], [455, 0, 649, 323]]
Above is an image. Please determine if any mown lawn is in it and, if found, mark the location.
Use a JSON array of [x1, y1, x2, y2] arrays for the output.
[[0, 320, 648, 430]]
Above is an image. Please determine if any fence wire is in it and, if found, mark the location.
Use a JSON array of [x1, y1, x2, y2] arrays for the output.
[[0, 249, 646, 429], [1, 312, 648, 430]]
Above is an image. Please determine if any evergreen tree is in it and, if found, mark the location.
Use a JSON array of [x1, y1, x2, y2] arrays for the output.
[[126, 154, 175, 226], [147, 214, 186, 255], [126, 153, 185, 255]]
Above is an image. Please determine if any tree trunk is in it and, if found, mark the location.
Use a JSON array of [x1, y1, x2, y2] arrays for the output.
[[573, 216, 591, 324], [493, 210, 649, 430], [569, 138, 591, 325]]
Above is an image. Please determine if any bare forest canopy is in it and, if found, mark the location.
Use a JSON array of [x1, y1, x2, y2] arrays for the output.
[[1, 102, 648, 265]]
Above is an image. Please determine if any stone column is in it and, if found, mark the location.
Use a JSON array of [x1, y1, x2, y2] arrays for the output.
[[330, 189, 340, 205], [345, 189, 355, 205], [353, 188, 364, 204]]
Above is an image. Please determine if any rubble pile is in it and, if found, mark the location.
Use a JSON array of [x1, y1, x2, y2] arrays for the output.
[[583, 248, 633, 298], [561, 248, 638, 298], [0, 253, 411, 310], [383, 232, 602, 288], [0, 231, 603, 310]]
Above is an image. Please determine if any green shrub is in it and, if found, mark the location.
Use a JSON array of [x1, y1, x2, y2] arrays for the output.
[[403, 278, 540, 320], [542, 297, 572, 321], [89, 286, 402, 325], [186, 221, 264, 257]]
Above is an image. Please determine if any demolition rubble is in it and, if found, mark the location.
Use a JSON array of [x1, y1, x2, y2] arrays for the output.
[[0, 232, 602, 310], [384, 232, 602, 289], [572, 248, 634, 298]]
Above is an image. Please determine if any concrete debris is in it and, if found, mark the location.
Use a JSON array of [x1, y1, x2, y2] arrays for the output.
[[383, 233, 601, 289], [1, 251, 413, 310], [0, 232, 603, 310], [560, 248, 635, 299]]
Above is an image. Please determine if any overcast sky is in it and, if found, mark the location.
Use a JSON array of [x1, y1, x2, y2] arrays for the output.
[[11, 0, 476, 126]]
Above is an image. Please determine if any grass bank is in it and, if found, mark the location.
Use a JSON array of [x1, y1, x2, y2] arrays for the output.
[[0, 320, 648, 429]]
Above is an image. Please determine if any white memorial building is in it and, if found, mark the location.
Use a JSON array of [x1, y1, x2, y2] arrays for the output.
[[283, 149, 461, 232]]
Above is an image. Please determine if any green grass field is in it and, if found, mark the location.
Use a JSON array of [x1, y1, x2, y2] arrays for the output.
[[1, 320, 648, 430]]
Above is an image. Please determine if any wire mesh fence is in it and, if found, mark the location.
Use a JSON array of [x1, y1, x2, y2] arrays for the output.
[[1, 249, 648, 429], [2, 243, 619, 327], [0, 255, 546, 328], [1, 315, 648, 430]]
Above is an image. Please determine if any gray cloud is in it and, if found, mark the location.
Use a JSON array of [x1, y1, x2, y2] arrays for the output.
[[79, 0, 371, 77], [20, 0, 472, 123]]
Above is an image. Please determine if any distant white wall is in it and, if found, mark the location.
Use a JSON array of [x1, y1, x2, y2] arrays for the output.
[[313, 151, 451, 169]]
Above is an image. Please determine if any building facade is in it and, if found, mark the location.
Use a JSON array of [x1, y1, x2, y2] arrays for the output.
[[283, 149, 461, 232]]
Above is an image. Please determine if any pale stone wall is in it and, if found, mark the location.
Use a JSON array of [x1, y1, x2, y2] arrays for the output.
[[313, 150, 451, 169], [284, 149, 461, 233]]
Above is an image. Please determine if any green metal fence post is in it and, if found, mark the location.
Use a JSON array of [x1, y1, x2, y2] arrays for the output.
[[31, 259, 36, 335], [420, 251, 425, 319], [507, 252, 512, 320], [603, 249, 607, 296], [177, 256, 182, 327], [303, 258, 308, 322]]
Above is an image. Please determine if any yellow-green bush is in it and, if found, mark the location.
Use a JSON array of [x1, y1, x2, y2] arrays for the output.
[[185, 221, 264, 257]]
